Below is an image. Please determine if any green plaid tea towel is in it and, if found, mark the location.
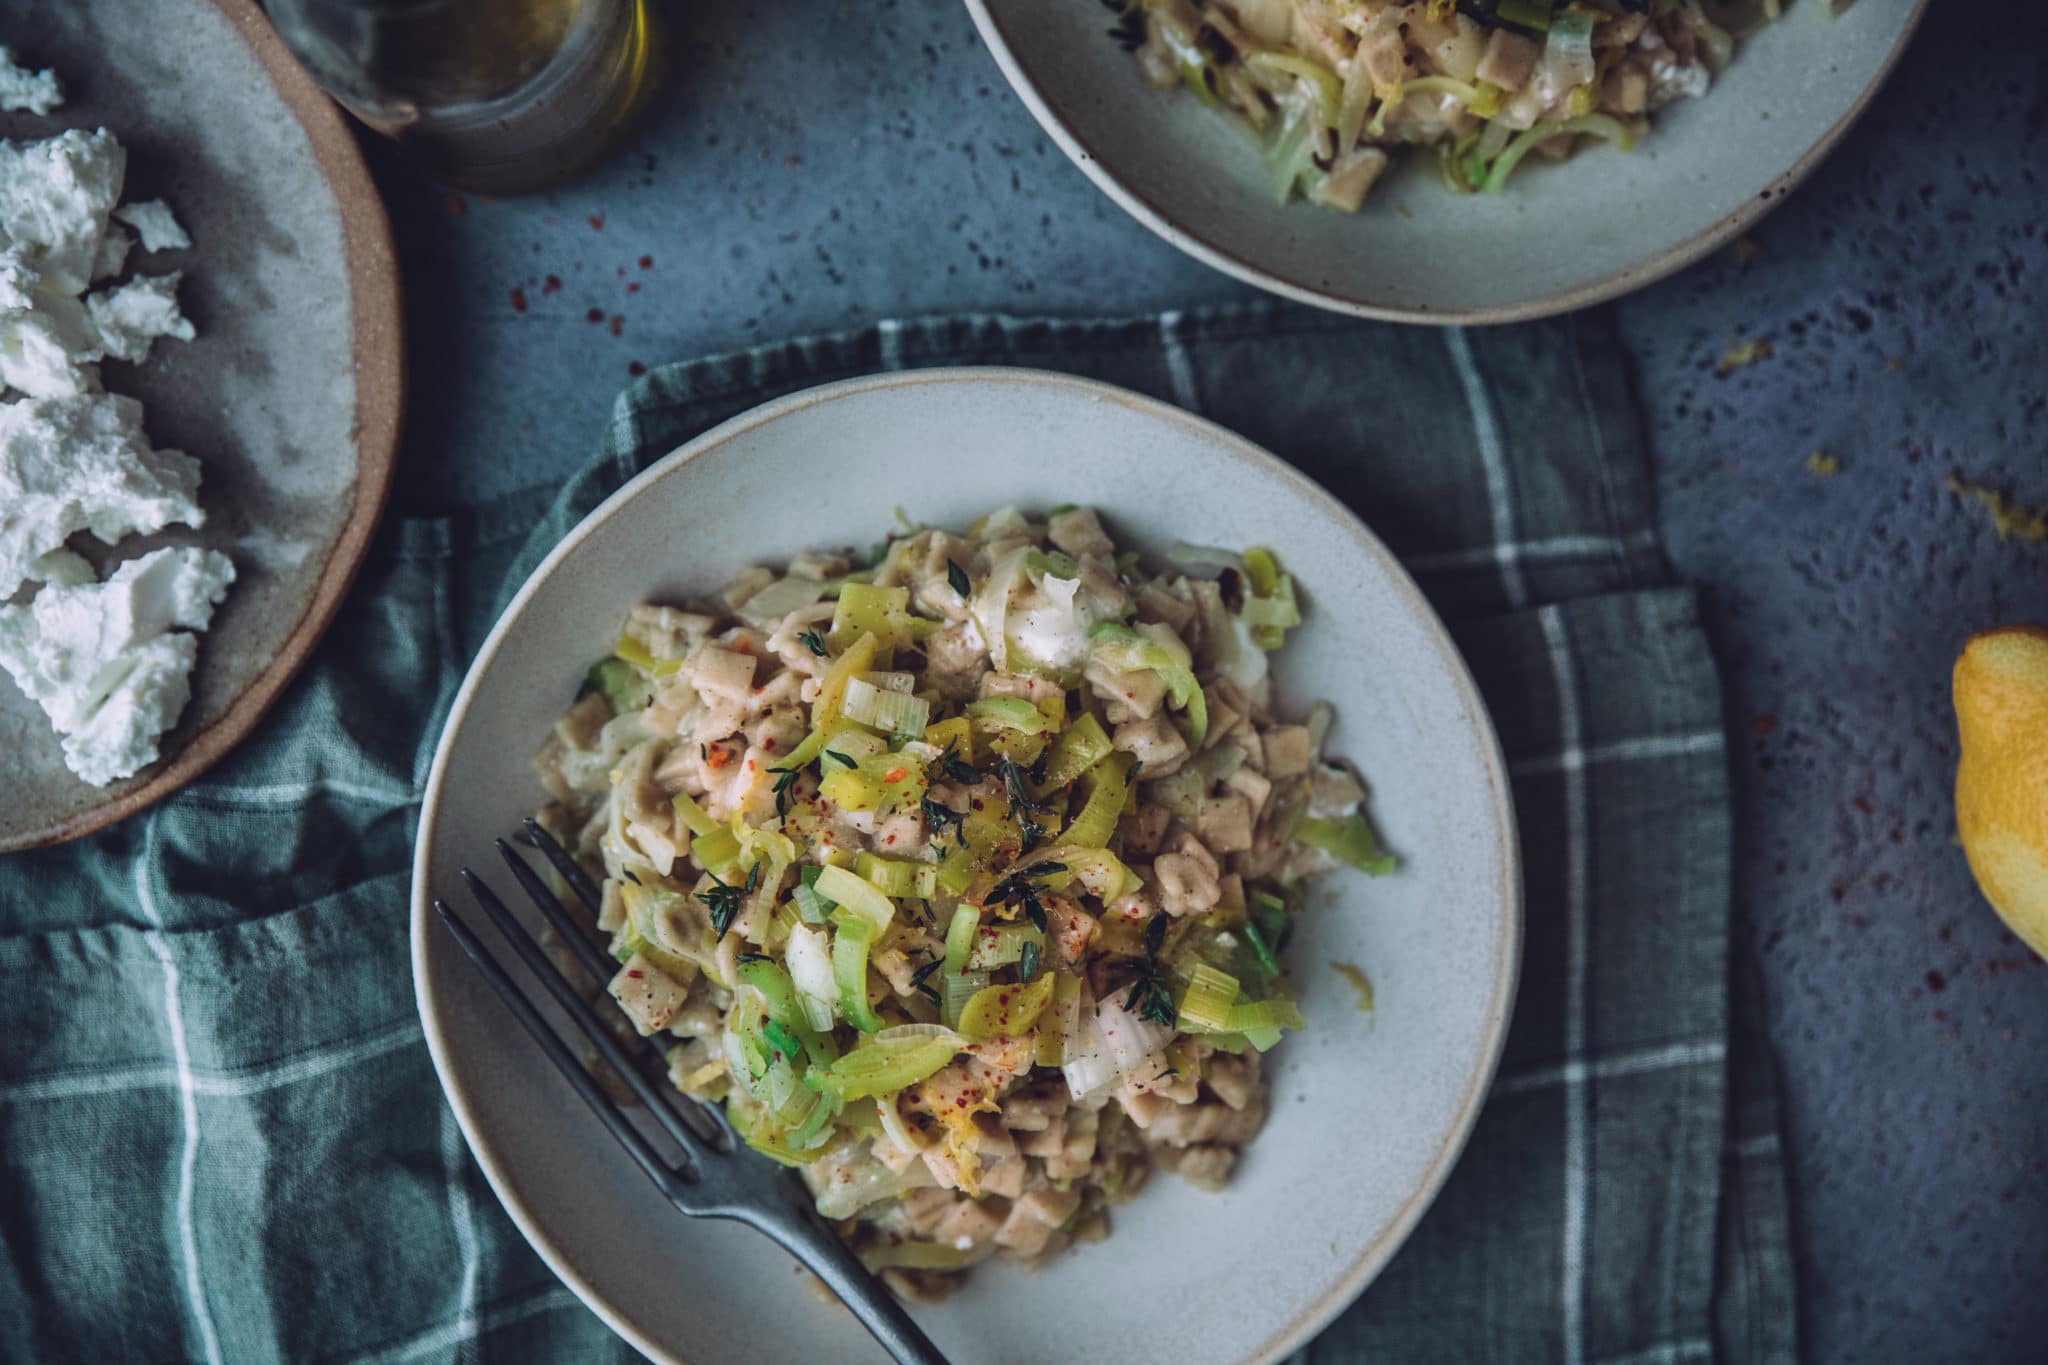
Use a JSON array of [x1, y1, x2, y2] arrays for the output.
[[0, 304, 1795, 1365]]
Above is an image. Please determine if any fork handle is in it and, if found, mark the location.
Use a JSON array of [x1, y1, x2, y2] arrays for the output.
[[749, 1207, 950, 1365]]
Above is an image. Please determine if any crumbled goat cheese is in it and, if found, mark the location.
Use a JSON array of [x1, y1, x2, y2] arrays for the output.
[[0, 394, 205, 597], [1648, 55, 1711, 108], [0, 128, 125, 295], [87, 272, 194, 363], [0, 66, 230, 787], [0, 546, 236, 784], [91, 221, 131, 281], [114, 200, 189, 253], [0, 47, 62, 116], [0, 247, 35, 309], [0, 300, 93, 397]]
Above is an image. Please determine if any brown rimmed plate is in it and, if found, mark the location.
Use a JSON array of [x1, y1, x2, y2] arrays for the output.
[[0, 0, 402, 850]]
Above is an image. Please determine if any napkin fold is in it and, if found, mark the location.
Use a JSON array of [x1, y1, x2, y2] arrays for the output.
[[0, 304, 1793, 1365]]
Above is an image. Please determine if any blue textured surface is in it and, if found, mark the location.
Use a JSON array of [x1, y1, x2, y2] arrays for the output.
[[376, 1, 2048, 1359]]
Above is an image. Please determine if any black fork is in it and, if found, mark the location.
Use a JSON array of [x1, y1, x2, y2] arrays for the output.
[[433, 820, 948, 1365]]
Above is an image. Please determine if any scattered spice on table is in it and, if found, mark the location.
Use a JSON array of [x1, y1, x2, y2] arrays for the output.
[[1946, 471, 2048, 543], [1717, 336, 1774, 375]]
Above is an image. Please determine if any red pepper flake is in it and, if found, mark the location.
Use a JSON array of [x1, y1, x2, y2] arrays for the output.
[[627, 969, 644, 979], [586, 307, 604, 323], [627, 281, 641, 294], [884, 767, 908, 784], [1924, 969, 1947, 993], [1751, 714, 1776, 735], [609, 315, 624, 336], [706, 748, 733, 769], [639, 255, 653, 269], [542, 274, 562, 294], [508, 287, 528, 312], [1853, 797, 1874, 816], [1932, 1010, 1948, 1022], [444, 192, 467, 216], [588, 213, 605, 230], [627, 361, 647, 377], [762, 738, 777, 752]]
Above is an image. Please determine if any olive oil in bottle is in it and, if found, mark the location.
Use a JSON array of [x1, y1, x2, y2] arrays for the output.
[[262, 0, 655, 193]]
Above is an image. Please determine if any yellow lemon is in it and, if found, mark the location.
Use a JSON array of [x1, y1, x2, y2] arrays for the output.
[[1953, 624, 2048, 957]]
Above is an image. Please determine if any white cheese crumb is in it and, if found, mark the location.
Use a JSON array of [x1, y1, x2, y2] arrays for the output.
[[0, 128, 125, 295], [0, 545, 235, 785], [0, 393, 205, 597], [0, 73, 232, 788], [114, 199, 189, 253], [87, 272, 193, 363], [0, 47, 62, 116], [0, 302, 99, 397], [1648, 56, 1711, 108], [91, 220, 132, 281], [31, 547, 95, 585], [0, 247, 37, 308]]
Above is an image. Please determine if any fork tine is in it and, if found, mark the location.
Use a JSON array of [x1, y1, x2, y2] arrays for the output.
[[494, 837, 629, 988], [458, 867, 718, 1162], [522, 817, 604, 914], [492, 839, 735, 1150], [433, 899, 685, 1199]]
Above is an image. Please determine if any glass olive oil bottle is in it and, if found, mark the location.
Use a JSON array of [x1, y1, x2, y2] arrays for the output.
[[263, 0, 655, 192]]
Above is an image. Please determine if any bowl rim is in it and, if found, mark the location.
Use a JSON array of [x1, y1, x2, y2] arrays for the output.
[[962, 0, 1932, 326], [411, 367, 1525, 1364]]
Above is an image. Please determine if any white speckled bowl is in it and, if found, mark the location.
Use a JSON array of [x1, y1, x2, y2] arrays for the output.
[[966, 0, 1929, 322], [413, 370, 1521, 1364]]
